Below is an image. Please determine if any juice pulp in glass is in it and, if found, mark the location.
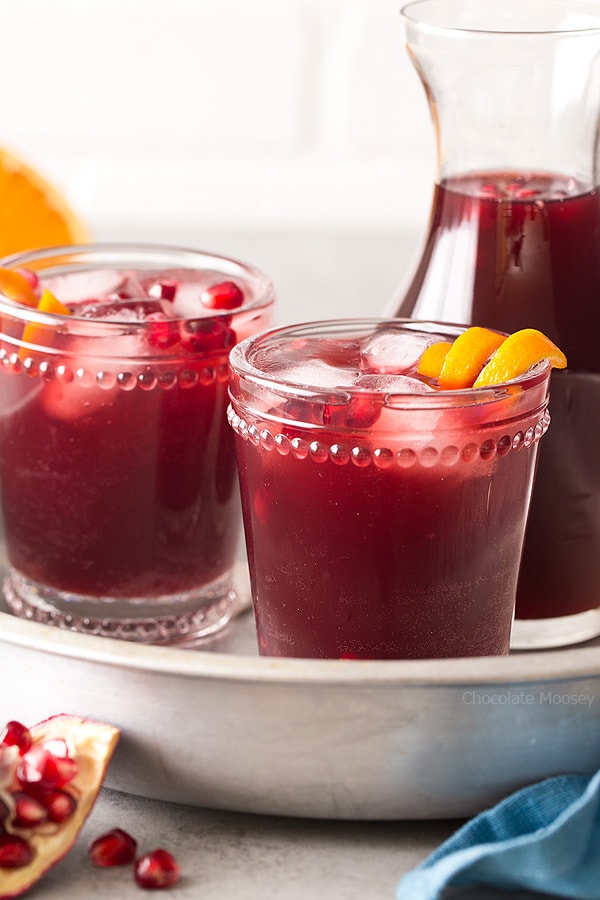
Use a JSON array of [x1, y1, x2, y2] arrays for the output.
[[228, 320, 551, 659], [0, 247, 274, 641], [394, 172, 600, 621]]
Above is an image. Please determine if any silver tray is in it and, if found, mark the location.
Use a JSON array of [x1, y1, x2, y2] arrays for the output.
[[1, 563, 599, 821]]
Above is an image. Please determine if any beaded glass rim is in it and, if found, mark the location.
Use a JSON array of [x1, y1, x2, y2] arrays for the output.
[[228, 405, 551, 470]]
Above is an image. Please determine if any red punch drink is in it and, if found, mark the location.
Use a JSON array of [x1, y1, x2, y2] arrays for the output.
[[0, 244, 275, 643], [395, 173, 600, 637], [228, 320, 554, 659]]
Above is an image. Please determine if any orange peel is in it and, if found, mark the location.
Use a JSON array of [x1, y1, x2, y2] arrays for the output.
[[438, 326, 506, 390], [416, 340, 453, 379], [0, 267, 38, 308], [474, 328, 567, 387]]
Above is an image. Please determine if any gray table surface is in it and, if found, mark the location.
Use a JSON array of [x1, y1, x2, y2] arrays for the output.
[[30, 788, 556, 899]]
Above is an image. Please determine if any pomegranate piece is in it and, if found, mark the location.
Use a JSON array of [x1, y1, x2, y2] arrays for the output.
[[0, 723, 32, 755], [89, 827, 137, 867], [0, 714, 120, 899], [0, 834, 33, 870], [134, 848, 180, 890], [16, 744, 78, 789], [200, 280, 244, 310]]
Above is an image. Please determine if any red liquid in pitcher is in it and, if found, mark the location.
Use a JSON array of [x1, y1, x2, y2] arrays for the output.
[[397, 173, 600, 619]]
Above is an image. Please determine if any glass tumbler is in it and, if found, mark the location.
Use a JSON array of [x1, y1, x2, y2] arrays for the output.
[[228, 319, 552, 660], [0, 243, 275, 644]]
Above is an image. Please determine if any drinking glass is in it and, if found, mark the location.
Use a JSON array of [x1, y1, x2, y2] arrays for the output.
[[228, 319, 551, 659], [0, 243, 275, 643]]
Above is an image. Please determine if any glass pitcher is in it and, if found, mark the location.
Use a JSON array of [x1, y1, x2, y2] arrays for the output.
[[387, 0, 600, 648]]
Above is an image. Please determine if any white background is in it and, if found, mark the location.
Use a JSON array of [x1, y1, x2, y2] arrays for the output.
[[2, 0, 596, 322]]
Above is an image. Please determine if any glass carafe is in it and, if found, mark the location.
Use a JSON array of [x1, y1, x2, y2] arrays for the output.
[[387, 0, 600, 648]]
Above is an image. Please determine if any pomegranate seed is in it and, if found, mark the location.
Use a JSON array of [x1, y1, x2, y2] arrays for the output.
[[0, 832, 33, 869], [0, 721, 32, 754], [146, 313, 180, 350], [17, 746, 78, 789], [89, 828, 138, 867], [180, 318, 236, 353], [43, 788, 77, 823], [148, 280, 177, 303], [134, 848, 180, 890], [200, 280, 244, 310], [12, 791, 48, 827]]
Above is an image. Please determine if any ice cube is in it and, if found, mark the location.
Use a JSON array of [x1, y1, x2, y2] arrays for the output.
[[360, 331, 433, 375], [353, 374, 435, 394], [44, 270, 128, 303], [68, 298, 167, 322], [277, 361, 357, 391]]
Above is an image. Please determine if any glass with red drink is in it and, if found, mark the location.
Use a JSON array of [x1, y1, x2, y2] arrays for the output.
[[0, 244, 275, 643], [228, 319, 552, 659]]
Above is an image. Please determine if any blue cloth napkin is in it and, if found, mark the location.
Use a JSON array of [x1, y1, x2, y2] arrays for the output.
[[397, 769, 600, 899]]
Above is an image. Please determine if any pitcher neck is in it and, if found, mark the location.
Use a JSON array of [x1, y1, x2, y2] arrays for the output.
[[402, 0, 600, 187]]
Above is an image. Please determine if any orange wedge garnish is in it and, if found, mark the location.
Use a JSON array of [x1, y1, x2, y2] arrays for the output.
[[437, 327, 506, 390], [0, 267, 39, 307], [417, 340, 453, 378], [0, 146, 88, 257], [473, 328, 567, 387], [21, 288, 71, 353]]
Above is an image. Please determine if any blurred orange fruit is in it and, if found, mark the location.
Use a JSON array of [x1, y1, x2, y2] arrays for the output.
[[0, 146, 88, 258]]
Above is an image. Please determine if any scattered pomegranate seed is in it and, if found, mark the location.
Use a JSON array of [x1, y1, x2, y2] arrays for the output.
[[89, 828, 138, 867], [43, 788, 77, 823], [0, 721, 32, 754], [0, 832, 33, 869], [134, 848, 180, 890], [200, 280, 244, 310], [12, 791, 48, 828]]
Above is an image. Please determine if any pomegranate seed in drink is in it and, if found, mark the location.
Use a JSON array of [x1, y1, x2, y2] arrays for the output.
[[148, 280, 177, 303], [180, 317, 235, 353], [0, 832, 33, 869], [200, 280, 244, 310], [134, 848, 180, 889], [146, 313, 180, 350], [0, 720, 32, 754], [89, 827, 138, 867]]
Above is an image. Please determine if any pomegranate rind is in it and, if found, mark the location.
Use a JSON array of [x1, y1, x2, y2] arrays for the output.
[[0, 714, 119, 899]]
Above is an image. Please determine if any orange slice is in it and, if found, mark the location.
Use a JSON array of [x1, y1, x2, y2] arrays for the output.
[[474, 328, 567, 387], [0, 146, 88, 257], [21, 288, 71, 353], [417, 340, 453, 378], [0, 267, 39, 307], [438, 326, 506, 390]]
